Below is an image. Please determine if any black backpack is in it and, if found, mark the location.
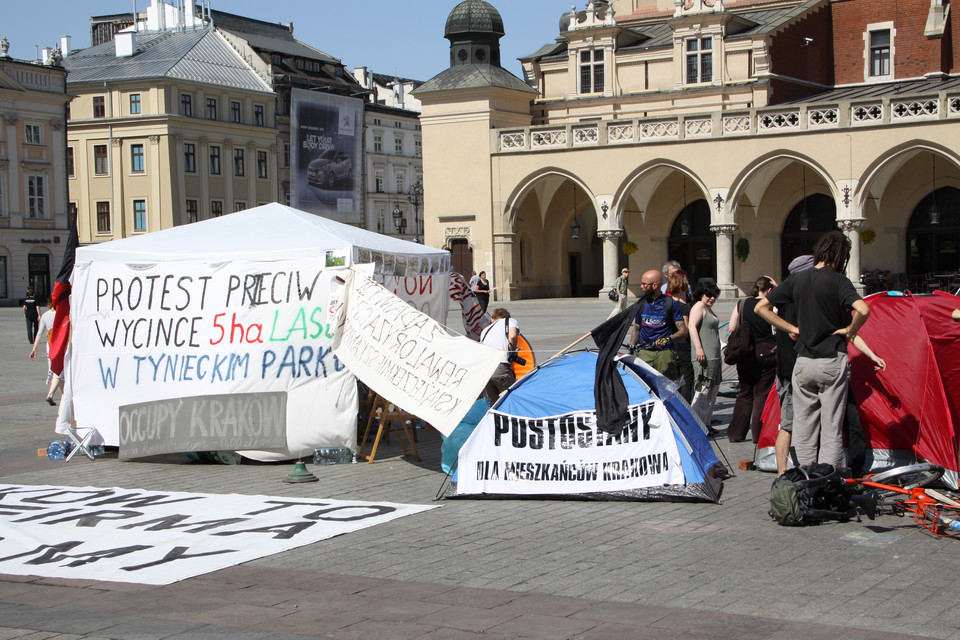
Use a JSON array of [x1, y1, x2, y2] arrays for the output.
[[769, 463, 857, 526]]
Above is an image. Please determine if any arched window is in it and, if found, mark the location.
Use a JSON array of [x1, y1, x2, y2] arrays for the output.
[[668, 199, 714, 282], [907, 186, 960, 275], [780, 193, 836, 276]]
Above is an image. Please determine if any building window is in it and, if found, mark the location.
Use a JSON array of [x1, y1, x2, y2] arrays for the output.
[[373, 132, 382, 153], [211, 200, 223, 217], [257, 150, 268, 179], [130, 143, 145, 173], [129, 93, 141, 114], [66, 147, 74, 177], [94, 144, 108, 175], [180, 94, 192, 117], [685, 37, 712, 84], [0, 255, 6, 298], [394, 135, 403, 155], [27, 176, 45, 218], [133, 199, 147, 232], [579, 49, 604, 93], [24, 123, 42, 145], [209, 145, 221, 174], [231, 101, 241, 122], [0, 171, 6, 217], [234, 201, 246, 212], [186, 199, 198, 223], [377, 207, 385, 233], [415, 139, 422, 157], [206, 98, 217, 120], [375, 168, 384, 193], [234, 149, 245, 177], [184, 143, 196, 173], [373, 118, 381, 126], [96, 201, 110, 233], [869, 29, 891, 77], [93, 96, 105, 118], [254, 105, 264, 126], [283, 143, 290, 168], [395, 170, 405, 194]]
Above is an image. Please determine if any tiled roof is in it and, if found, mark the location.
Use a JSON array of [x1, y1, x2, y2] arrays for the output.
[[413, 64, 536, 95], [782, 75, 960, 104], [63, 29, 272, 93]]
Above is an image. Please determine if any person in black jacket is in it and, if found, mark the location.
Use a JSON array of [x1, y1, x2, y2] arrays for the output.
[[23, 286, 39, 344]]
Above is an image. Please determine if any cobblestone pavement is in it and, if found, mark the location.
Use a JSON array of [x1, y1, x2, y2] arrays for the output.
[[0, 300, 954, 639]]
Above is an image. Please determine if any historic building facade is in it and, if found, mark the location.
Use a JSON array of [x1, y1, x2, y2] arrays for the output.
[[0, 47, 70, 304], [416, 0, 960, 299]]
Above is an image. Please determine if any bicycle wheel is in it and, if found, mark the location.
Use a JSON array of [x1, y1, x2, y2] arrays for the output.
[[868, 463, 945, 496]]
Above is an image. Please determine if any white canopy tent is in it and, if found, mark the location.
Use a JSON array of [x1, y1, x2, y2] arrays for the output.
[[70, 203, 450, 461]]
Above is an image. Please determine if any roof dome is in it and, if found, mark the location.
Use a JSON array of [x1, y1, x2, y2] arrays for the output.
[[444, 0, 505, 38]]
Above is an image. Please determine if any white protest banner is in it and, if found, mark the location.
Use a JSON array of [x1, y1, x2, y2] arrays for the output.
[[449, 271, 490, 341], [0, 484, 438, 585], [332, 268, 502, 436], [456, 401, 684, 495], [70, 257, 356, 459]]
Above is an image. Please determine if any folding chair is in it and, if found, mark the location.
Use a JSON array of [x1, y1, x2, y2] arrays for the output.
[[64, 426, 97, 461]]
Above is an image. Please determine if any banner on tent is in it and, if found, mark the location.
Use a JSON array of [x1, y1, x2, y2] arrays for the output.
[[71, 257, 354, 453], [333, 269, 502, 437], [0, 484, 438, 585], [457, 402, 684, 495]]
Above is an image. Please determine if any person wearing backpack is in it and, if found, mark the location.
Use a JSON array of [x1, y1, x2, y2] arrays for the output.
[[726, 275, 777, 443], [629, 269, 687, 380], [756, 231, 870, 469]]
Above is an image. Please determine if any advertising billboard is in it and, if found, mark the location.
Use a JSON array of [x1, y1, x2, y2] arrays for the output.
[[290, 88, 363, 225]]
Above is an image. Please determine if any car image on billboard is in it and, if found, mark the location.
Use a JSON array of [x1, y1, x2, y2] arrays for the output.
[[307, 149, 353, 189]]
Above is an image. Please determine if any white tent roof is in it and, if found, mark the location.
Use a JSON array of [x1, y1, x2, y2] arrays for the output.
[[76, 203, 446, 263]]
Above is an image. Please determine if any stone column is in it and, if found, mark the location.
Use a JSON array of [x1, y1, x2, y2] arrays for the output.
[[597, 229, 624, 297], [837, 217, 866, 289], [711, 224, 738, 298], [493, 231, 516, 301]]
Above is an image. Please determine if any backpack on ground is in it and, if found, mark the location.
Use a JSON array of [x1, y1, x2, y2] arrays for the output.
[[769, 462, 857, 526]]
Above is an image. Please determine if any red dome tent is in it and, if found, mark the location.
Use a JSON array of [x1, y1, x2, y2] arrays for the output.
[[755, 291, 960, 488]]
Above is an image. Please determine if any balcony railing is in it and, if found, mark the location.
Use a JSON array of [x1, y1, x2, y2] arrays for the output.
[[497, 91, 960, 152]]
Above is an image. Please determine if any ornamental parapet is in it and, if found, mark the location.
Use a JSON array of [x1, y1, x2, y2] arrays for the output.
[[496, 89, 960, 153]]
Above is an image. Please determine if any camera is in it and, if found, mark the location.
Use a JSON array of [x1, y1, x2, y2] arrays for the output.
[[507, 351, 526, 366]]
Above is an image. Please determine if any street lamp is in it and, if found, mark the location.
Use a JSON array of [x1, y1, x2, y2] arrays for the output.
[[406, 178, 424, 243], [392, 203, 404, 234]]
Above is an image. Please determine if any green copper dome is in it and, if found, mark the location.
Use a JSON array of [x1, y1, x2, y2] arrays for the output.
[[444, 0, 505, 38]]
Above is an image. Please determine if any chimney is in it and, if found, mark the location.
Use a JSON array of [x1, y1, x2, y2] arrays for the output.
[[60, 35, 71, 57], [115, 31, 136, 57], [285, 22, 294, 36], [41, 47, 52, 64]]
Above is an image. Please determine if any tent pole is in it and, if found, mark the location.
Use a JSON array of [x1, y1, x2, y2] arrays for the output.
[[548, 332, 593, 360]]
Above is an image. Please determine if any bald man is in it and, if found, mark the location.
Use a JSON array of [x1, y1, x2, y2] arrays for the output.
[[629, 269, 687, 379]]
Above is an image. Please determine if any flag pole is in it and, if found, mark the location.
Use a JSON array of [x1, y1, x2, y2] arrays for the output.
[[548, 332, 593, 359]]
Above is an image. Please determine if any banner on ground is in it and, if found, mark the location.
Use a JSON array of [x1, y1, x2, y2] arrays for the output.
[[70, 257, 354, 457], [333, 268, 502, 436], [456, 401, 684, 495], [0, 484, 438, 585]]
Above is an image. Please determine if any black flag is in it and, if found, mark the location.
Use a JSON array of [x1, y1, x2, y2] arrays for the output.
[[590, 299, 642, 434]]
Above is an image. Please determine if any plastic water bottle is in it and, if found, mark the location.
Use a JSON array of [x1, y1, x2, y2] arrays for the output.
[[313, 446, 354, 465], [939, 514, 960, 532]]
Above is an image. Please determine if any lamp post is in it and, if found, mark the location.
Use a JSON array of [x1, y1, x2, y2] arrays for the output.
[[406, 178, 424, 243], [392, 202, 404, 234]]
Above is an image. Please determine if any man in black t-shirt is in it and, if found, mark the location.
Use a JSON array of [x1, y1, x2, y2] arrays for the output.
[[757, 232, 870, 468], [22, 286, 39, 344]]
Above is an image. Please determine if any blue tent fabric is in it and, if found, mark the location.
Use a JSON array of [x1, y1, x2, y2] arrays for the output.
[[444, 350, 726, 502], [441, 398, 489, 475]]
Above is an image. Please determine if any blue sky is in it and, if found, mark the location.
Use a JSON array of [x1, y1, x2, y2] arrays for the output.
[[3, 1, 568, 82]]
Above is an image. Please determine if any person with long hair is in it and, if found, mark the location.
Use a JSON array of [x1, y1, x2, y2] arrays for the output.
[[473, 271, 490, 313], [666, 270, 693, 402], [688, 282, 722, 433], [29, 296, 63, 406], [726, 275, 777, 442], [757, 230, 870, 468]]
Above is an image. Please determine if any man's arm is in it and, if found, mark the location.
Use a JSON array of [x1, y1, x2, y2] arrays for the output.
[[755, 297, 797, 339], [670, 319, 688, 342], [629, 323, 639, 346], [843, 299, 870, 343], [507, 325, 519, 351]]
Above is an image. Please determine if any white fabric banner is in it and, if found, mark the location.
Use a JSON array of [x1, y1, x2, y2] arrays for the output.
[[70, 257, 356, 459], [0, 484, 438, 585], [457, 402, 685, 495], [333, 269, 502, 436]]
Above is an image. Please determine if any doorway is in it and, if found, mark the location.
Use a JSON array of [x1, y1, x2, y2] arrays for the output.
[[450, 239, 473, 281]]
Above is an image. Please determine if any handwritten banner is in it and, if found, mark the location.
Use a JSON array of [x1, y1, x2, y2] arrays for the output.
[[333, 269, 502, 436], [456, 402, 685, 495], [71, 257, 355, 459], [0, 484, 438, 585]]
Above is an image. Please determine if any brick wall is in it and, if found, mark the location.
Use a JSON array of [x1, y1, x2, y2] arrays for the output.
[[831, 0, 956, 84], [769, 2, 834, 99]]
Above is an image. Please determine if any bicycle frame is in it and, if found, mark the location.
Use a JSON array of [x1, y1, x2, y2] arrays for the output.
[[846, 478, 960, 538]]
